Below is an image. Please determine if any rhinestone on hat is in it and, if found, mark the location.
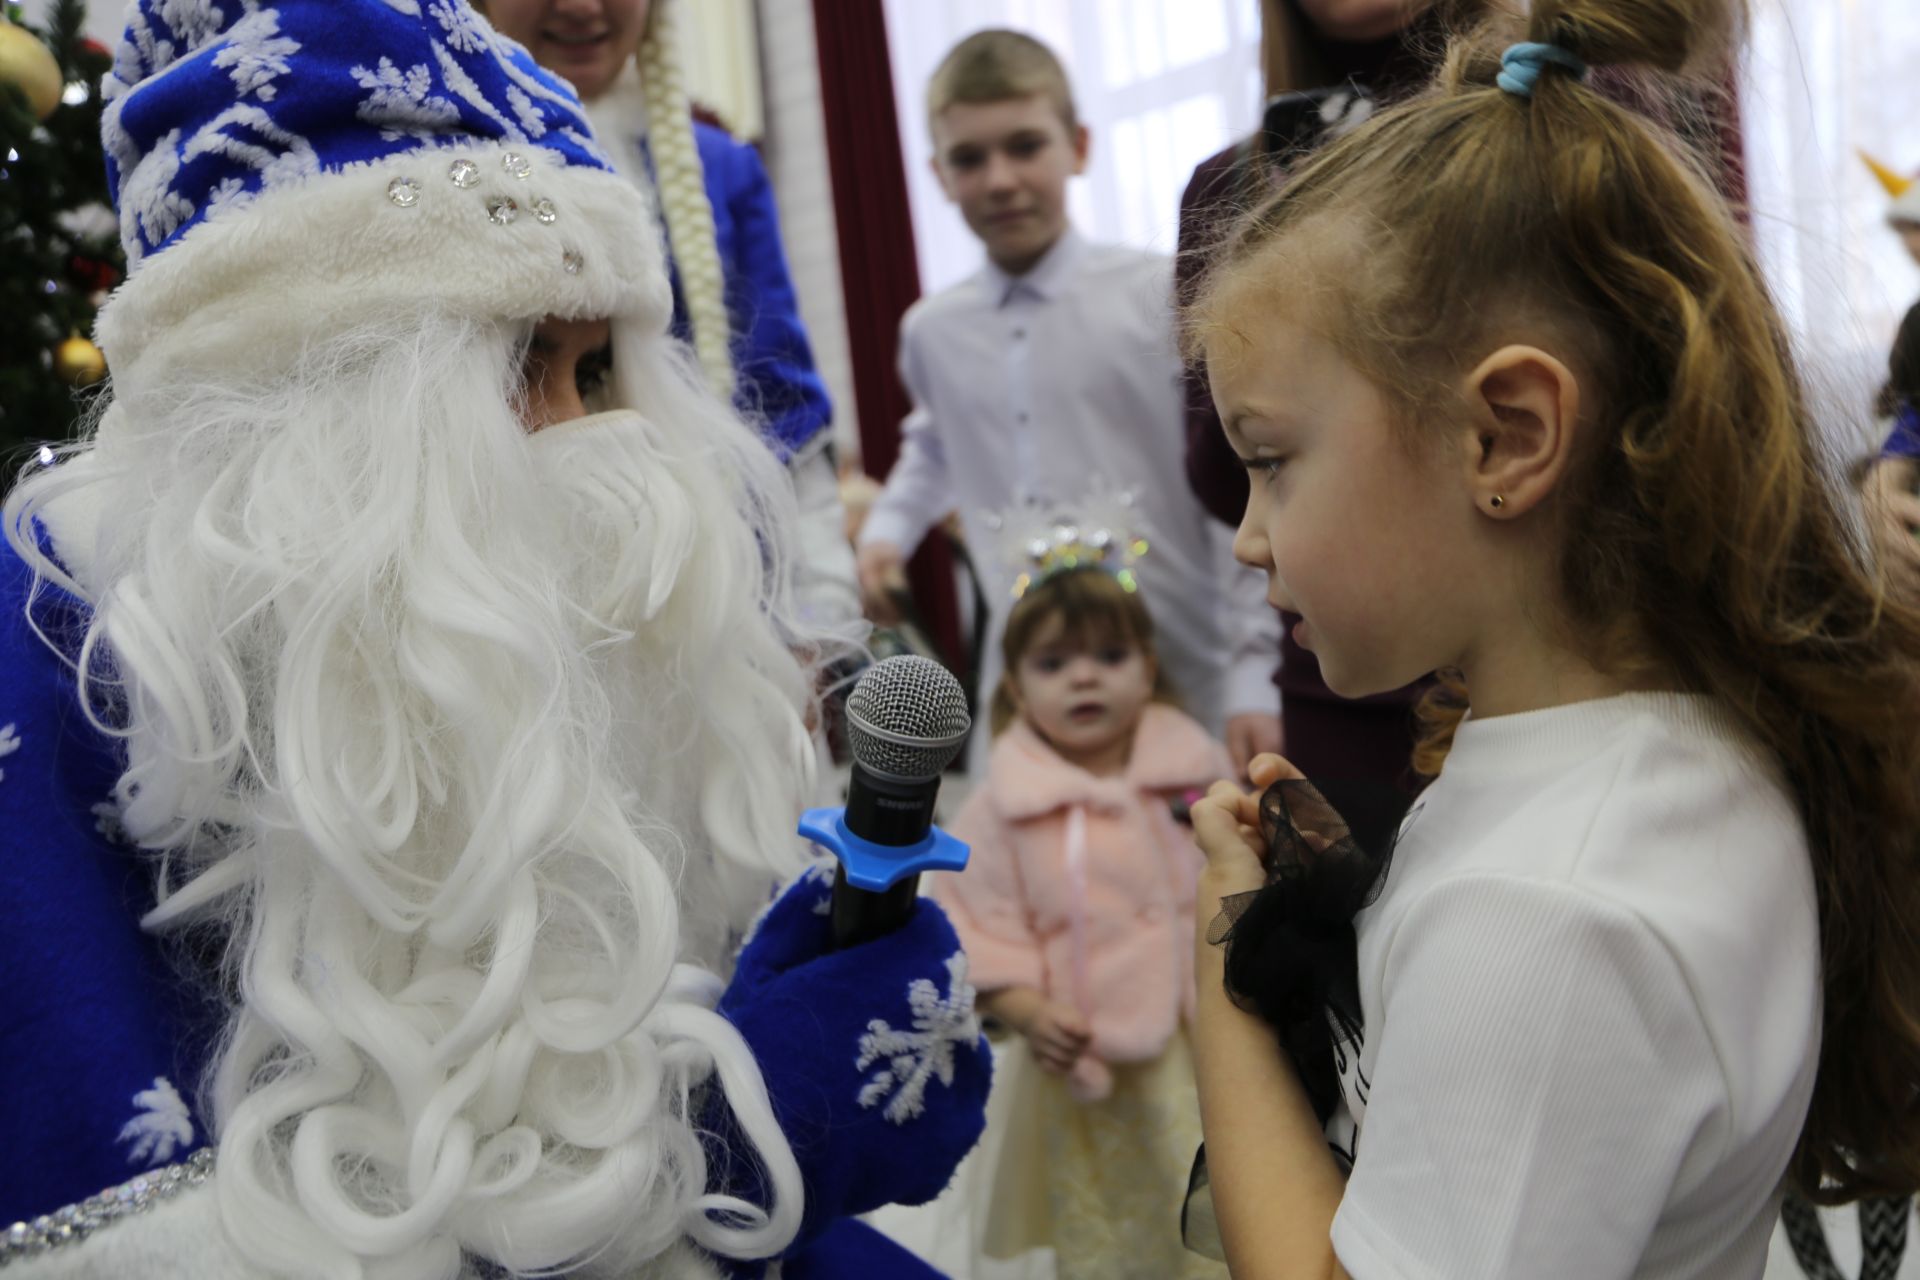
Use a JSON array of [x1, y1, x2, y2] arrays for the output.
[[562, 249, 583, 274], [487, 196, 519, 226], [386, 176, 420, 207], [532, 197, 557, 225], [448, 158, 480, 189], [502, 152, 533, 180]]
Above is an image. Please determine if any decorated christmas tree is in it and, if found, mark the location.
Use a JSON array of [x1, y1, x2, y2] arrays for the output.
[[0, 0, 120, 485]]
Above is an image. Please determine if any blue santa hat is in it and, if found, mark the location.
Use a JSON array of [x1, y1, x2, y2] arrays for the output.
[[95, 0, 670, 366]]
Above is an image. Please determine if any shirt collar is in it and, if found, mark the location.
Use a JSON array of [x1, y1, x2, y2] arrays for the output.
[[983, 227, 1085, 308]]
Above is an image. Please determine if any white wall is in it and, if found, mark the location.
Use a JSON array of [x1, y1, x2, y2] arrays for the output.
[[1742, 0, 1920, 449]]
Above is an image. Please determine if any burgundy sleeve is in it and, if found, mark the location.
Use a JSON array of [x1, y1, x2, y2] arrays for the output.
[[1177, 144, 1254, 529]]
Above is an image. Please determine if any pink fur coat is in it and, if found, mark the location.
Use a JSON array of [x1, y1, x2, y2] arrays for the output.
[[934, 705, 1233, 1100]]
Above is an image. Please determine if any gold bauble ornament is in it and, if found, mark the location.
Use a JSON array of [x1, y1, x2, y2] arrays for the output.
[[54, 333, 106, 387], [0, 19, 62, 122]]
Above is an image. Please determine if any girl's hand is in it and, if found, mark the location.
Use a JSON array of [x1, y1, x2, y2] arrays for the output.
[[1191, 753, 1304, 897], [1023, 1001, 1093, 1075]]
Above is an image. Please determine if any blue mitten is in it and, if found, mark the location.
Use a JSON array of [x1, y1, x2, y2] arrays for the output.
[[713, 867, 992, 1247]]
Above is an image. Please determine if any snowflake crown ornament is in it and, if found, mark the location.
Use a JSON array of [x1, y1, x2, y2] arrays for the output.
[[984, 485, 1153, 602]]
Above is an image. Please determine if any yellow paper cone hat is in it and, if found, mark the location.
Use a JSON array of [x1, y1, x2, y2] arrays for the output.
[[1862, 151, 1920, 225]]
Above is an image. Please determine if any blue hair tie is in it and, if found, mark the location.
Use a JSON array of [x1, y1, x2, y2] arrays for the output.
[[1498, 41, 1589, 97]]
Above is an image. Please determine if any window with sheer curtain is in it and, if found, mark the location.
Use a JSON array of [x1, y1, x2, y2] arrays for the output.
[[1742, 0, 1920, 445], [884, 0, 1920, 441], [883, 0, 1262, 296]]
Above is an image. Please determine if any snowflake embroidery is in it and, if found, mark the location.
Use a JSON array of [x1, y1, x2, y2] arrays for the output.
[[155, 0, 229, 53], [805, 863, 835, 916], [212, 5, 300, 102], [118, 9, 177, 85], [92, 799, 130, 845], [117, 1077, 194, 1167], [432, 41, 524, 141], [101, 93, 138, 182], [0, 723, 19, 783], [561, 126, 611, 167], [505, 84, 548, 139], [183, 104, 320, 190], [855, 951, 980, 1125], [119, 127, 195, 258], [429, 0, 493, 55], [490, 38, 585, 117], [204, 174, 251, 217], [350, 57, 461, 141]]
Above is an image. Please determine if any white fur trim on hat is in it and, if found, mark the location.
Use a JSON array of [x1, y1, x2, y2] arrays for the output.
[[96, 144, 672, 372]]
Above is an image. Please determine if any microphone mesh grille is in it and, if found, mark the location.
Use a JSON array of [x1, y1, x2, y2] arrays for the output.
[[845, 655, 972, 781]]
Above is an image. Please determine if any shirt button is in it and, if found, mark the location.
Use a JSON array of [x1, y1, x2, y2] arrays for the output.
[[1012, 327, 1028, 340], [1017, 412, 1030, 423]]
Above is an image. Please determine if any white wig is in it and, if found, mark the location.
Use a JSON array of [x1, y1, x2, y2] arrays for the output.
[[4, 142, 824, 1279]]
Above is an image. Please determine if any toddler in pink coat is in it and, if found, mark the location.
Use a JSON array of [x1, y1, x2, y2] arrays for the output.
[[933, 563, 1230, 1279]]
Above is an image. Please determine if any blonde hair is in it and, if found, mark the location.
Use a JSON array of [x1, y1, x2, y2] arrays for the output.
[[1192, 0, 1920, 1204], [639, 0, 734, 399], [926, 29, 1078, 135]]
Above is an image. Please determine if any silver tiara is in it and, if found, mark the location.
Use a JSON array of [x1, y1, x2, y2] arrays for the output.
[[982, 483, 1152, 601]]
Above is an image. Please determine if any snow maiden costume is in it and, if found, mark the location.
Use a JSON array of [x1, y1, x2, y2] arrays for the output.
[[576, 0, 859, 635], [0, 2, 986, 1277]]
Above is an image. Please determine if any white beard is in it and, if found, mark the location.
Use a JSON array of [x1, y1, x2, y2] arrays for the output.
[[6, 313, 818, 1278], [528, 407, 818, 970]]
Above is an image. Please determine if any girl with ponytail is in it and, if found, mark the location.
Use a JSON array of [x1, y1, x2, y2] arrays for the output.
[[484, 0, 860, 633], [1178, 0, 1920, 1275]]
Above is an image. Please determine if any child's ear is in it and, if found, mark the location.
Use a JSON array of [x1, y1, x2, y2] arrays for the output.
[[1070, 122, 1091, 176], [927, 151, 959, 203], [1455, 345, 1582, 520]]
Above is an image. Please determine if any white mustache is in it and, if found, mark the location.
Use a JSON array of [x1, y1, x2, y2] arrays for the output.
[[531, 410, 694, 626]]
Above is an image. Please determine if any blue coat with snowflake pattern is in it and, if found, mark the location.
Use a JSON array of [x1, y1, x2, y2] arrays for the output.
[[0, 538, 989, 1276]]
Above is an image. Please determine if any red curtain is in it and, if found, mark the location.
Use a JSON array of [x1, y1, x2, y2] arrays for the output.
[[810, 0, 963, 669]]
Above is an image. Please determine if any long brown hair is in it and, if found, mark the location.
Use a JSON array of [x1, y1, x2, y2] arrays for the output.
[[1192, 0, 1920, 1204]]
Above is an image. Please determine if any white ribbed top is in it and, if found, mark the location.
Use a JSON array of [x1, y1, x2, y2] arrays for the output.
[[1328, 693, 1821, 1280]]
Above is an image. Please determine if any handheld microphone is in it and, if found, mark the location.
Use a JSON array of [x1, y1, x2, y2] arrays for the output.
[[800, 655, 973, 948]]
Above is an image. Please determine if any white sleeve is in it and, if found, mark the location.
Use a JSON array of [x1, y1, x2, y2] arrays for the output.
[[1217, 521, 1282, 717], [1331, 875, 1725, 1280], [785, 441, 865, 636], [857, 317, 953, 556]]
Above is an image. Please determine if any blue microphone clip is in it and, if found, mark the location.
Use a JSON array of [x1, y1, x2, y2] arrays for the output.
[[799, 806, 972, 892]]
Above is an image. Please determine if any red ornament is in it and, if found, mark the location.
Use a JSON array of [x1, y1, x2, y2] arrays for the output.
[[69, 253, 120, 294]]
